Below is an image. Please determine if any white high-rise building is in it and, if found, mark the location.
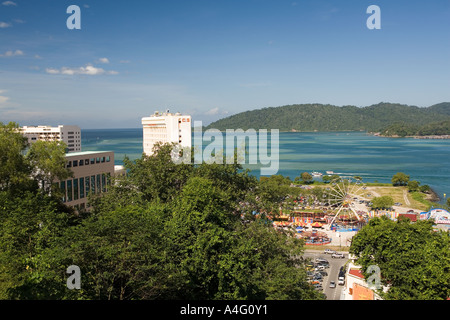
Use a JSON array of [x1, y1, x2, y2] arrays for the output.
[[141, 110, 191, 155], [21, 125, 82, 152]]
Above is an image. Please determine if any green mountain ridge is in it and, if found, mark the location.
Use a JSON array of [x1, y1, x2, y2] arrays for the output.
[[206, 102, 450, 132]]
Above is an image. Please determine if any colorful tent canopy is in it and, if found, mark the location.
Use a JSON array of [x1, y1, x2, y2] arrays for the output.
[[311, 222, 323, 227]]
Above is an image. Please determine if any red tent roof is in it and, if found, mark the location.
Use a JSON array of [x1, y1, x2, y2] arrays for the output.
[[398, 213, 417, 222]]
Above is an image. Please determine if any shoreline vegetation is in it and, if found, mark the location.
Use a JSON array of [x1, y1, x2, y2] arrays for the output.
[[206, 102, 450, 133], [374, 133, 450, 139]]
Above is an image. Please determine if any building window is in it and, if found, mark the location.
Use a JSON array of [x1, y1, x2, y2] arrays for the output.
[[79, 160, 84, 166], [90, 158, 95, 165], [85, 177, 90, 196], [67, 180, 73, 202], [80, 177, 85, 199], [60, 181, 66, 203], [101, 157, 105, 163], [73, 160, 78, 167], [96, 174, 101, 193], [85, 159, 89, 165], [106, 156, 110, 162], [102, 173, 106, 192], [96, 157, 100, 164], [73, 179, 79, 200], [91, 175, 96, 194], [67, 161, 72, 168]]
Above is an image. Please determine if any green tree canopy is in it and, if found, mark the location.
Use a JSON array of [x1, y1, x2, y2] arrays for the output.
[[407, 180, 420, 193], [300, 172, 313, 184], [26, 140, 73, 195], [371, 196, 394, 209], [0, 122, 32, 193], [392, 172, 410, 186], [350, 216, 450, 300], [1, 141, 322, 300]]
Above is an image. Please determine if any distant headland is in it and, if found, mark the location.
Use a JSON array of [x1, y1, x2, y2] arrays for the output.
[[206, 102, 450, 134]]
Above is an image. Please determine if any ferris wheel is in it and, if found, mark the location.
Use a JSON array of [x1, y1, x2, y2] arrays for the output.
[[324, 177, 367, 227]]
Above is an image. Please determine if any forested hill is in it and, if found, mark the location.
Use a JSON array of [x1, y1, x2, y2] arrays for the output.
[[206, 102, 450, 132]]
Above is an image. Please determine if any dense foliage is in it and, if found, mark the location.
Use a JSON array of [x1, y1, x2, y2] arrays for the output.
[[370, 196, 394, 209], [381, 120, 450, 137], [350, 216, 450, 300], [206, 102, 450, 132], [0, 123, 321, 300]]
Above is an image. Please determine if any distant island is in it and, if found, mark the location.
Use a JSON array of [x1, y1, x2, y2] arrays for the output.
[[206, 102, 450, 134], [376, 119, 450, 138]]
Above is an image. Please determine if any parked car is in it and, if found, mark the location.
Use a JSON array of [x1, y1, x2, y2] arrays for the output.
[[331, 253, 345, 259], [324, 249, 336, 254], [318, 270, 328, 277], [316, 265, 327, 271], [313, 283, 323, 290], [338, 278, 345, 285], [329, 281, 336, 288], [313, 273, 323, 279], [315, 258, 328, 263]]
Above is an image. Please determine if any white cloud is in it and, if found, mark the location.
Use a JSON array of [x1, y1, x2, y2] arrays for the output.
[[205, 107, 229, 116], [45, 64, 119, 76], [97, 57, 109, 64], [205, 107, 220, 115], [83, 4, 90, 8], [0, 95, 10, 105], [0, 49, 24, 57], [0, 90, 10, 108], [13, 19, 25, 24], [45, 68, 60, 75], [2, 1, 17, 6], [0, 22, 12, 28]]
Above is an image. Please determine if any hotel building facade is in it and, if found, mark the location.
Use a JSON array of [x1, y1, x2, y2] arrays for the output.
[[141, 111, 191, 155], [21, 125, 82, 152], [59, 151, 115, 211]]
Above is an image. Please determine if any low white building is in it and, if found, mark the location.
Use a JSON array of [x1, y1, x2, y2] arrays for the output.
[[341, 255, 388, 300], [21, 125, 82, 152], [141, 110, 191, 156]]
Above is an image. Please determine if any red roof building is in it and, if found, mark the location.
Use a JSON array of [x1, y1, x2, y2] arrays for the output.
[[398, 213, 417, 222]]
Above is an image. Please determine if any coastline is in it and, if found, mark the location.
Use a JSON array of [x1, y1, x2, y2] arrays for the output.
[[372, 132, 450, 139], [426, 187, 441, 203]]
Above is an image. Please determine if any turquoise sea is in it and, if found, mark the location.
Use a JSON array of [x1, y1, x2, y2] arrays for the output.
[[82, 129, 450, 203]]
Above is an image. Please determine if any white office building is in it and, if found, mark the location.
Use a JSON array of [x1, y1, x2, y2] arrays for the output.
[[141, 110, 191, 155], [21, 125, 82, 152]]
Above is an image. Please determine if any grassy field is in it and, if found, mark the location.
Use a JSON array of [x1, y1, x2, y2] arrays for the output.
[[365, 186, 429, 211]]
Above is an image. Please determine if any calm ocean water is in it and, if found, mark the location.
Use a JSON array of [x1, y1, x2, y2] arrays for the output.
[[82, 129, 450, 203]]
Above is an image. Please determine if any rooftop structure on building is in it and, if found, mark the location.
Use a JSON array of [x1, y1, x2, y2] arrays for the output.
[[21, 125, 81, 152], [141, 110, 191, 156]]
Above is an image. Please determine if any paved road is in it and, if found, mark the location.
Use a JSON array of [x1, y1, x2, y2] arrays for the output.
[[303, 250, 348, 300]]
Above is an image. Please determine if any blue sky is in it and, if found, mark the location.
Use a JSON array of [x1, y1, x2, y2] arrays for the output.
[[1, 0, 449, 128]]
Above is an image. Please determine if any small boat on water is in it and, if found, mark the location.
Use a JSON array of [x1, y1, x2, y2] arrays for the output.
[[311, 171, 323, 177], [326, 171, 334, 175]]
